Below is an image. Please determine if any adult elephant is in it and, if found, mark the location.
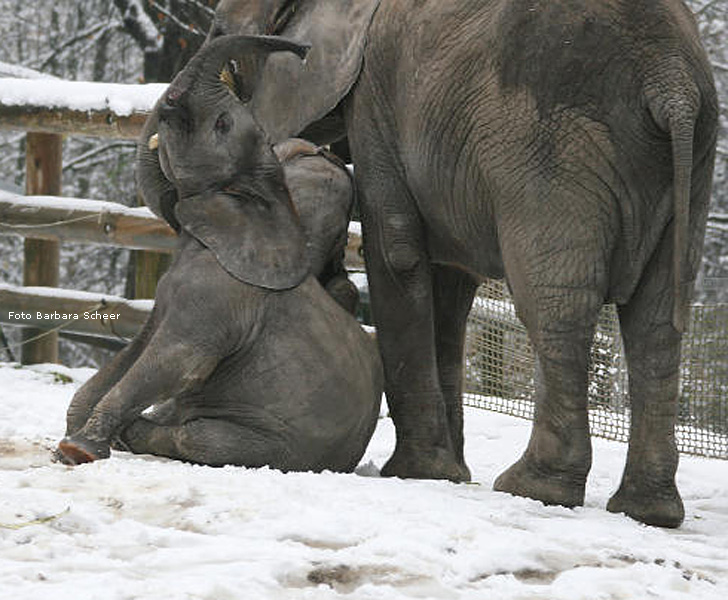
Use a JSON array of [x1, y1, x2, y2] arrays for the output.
[[137, 0, 718, 528]]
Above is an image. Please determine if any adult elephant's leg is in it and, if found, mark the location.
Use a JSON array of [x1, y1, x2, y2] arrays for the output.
[[608, 233, 685, 528], [432, 264, 479, 471], [64, 309, 160, 436], [354, 169, 467, 482], [118, 418, 296, 470], [493, 220, 606, 506]]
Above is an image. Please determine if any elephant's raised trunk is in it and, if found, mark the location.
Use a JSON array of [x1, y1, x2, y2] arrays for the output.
[[167, 34, 310, 106]]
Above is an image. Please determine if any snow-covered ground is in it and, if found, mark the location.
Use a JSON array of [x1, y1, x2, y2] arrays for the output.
[[1, 362, 726, 600]]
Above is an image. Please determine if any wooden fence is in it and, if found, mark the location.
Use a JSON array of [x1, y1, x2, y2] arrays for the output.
[[0, 76, 163, 363], [0, 75, 364, 364]]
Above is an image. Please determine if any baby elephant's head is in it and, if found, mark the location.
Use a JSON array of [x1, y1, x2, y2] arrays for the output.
[[155, 34, 309, 198]]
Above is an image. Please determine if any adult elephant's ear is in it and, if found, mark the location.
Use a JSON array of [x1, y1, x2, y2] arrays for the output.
[[174, 191, 309, 290], [250, 0, 381, 142]]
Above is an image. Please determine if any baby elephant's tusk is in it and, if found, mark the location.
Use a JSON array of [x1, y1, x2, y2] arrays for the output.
[[148, 133, 159, 151]]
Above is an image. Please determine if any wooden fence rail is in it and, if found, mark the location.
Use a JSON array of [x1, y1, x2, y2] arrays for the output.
[[0, 104, 148, 140], [0, 77, 167, 140], [0, 191, 176, 252], [0, 284, 153, 341]]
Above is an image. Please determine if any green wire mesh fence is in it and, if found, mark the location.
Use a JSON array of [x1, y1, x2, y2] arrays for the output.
[[463, 280, 728, 459]]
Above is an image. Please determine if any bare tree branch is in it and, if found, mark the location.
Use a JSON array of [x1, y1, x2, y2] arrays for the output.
[[694, 0, 725, 16], [36, 22, 122, 71], [113, 0, 164, 52], [178, 0, 216, 18], [149, 1, 206, 37], [63, 142, 136, 171]]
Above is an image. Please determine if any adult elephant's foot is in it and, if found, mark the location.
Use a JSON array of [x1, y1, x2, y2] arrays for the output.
[[607, 482, 684, 528], [381, 443, 471, 482], [57, 435, 110, 465], [493, 456, 586, 508]]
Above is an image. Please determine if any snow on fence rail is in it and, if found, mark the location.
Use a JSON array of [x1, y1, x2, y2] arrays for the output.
[[0, 77, 167, 139]]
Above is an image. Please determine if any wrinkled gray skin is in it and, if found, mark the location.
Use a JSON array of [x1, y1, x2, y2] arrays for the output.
[[274, 138, 359, 314], [57, 36, 382, 473], [138, 0, 719, 528]]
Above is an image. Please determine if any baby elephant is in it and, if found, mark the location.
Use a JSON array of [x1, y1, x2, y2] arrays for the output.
[[57, 35, 382, 473]]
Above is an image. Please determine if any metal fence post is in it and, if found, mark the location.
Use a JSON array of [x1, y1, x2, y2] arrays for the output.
[[21, 132, 62, 364]]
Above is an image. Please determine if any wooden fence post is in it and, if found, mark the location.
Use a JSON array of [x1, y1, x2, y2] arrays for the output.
[[133, 246, 171, 299], [129, 181, 171, 298], [22, 132, 62, 364]]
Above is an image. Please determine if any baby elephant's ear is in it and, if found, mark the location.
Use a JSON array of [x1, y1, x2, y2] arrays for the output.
[[175, 192, 309, 290]]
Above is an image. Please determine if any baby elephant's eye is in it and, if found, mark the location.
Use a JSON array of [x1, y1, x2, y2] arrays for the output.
[[215, 112, 232, 135]]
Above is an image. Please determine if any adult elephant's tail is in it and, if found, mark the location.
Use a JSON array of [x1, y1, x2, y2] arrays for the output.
[[645, 66, 702, 334], [668, 112, 696, 333]]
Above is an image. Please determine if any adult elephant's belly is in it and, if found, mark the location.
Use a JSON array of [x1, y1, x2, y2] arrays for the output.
[[405, 151, 506, 281]]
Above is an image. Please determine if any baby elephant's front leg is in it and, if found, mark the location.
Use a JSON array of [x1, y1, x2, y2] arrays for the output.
[[64, 311, 158, 438], [58, 332, 219, 464]]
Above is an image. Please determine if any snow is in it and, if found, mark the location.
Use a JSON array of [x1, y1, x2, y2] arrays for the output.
[[1, 362, 727, 599], [0, 189, 159, 220], [0, 78, 167, 116], [348, 220, 362, 238], [118, 0, 164, 53], [0, 283, 154, 312], [0, 63, 58, 81]]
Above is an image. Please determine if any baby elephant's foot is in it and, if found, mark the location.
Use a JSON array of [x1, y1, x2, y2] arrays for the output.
[[493, 456, 586, 508], [607, 483, 684, 528], [57, 435, 110, 465]]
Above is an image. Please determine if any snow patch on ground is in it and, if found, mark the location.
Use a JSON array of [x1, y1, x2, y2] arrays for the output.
[[1, 362, 727, 599]]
